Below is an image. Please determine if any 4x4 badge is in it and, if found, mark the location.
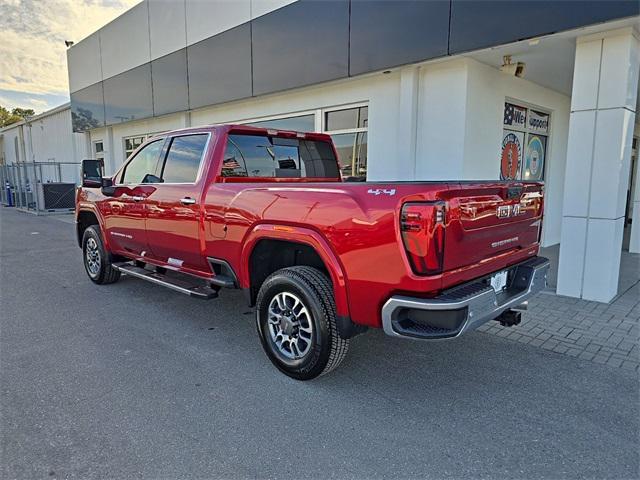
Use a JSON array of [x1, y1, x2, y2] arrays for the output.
[[367, 188, 396, 196]]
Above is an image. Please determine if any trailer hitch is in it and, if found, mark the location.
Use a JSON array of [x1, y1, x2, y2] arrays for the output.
[[494, 309, 522, 327]]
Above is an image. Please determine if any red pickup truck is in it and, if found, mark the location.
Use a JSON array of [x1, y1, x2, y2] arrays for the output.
[[76, 125, 549, 380]]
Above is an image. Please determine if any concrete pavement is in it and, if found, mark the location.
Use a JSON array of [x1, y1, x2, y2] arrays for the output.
[[1, 207, 638, 479]]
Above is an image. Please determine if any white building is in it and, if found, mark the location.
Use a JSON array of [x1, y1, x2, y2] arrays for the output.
[[0, 103, 87, 184], [60, 0, 639, 303]]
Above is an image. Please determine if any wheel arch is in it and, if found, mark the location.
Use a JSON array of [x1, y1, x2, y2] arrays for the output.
[[76, 206, 110, 252], [241, 225, 351, 322]]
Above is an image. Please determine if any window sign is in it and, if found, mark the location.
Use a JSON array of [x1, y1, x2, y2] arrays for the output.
[[501, 130, 524, 180], [527, 110, 550, 135], [501, 101, 550, 181], [503, 102, 527, 128], [523, 135, 546, 181]]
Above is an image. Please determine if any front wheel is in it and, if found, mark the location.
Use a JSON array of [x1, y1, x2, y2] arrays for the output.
[[256, 266, 349, 380], [82, 225, 121, 284]]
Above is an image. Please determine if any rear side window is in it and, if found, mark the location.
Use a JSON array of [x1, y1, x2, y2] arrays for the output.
[[222, 134, 339, 179], [161, 134, 208, 183]]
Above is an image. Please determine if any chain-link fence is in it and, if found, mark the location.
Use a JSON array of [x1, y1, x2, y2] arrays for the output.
[[0, 161, 80, 214]]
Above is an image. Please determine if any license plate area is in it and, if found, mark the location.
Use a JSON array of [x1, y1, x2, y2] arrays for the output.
[[490, 270, 509, 292]]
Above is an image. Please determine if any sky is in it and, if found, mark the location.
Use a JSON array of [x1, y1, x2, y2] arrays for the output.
[[0, 0, 140, 113]]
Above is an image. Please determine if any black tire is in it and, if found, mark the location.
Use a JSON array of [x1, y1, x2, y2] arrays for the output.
[[256, 266, 349, 380], [82, 225, 121, 285]]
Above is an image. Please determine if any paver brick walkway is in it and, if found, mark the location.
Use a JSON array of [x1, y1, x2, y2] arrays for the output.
[[478, 278, 640, 371]]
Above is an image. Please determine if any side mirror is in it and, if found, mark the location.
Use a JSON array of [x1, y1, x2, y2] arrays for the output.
[[81, 159, 104, 188], [101, 177, 116, 197]]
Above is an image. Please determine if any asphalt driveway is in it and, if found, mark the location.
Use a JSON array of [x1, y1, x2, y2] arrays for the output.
[[1, 207, 638, 479]]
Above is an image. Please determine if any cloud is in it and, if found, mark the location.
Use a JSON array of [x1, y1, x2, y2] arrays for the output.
[[0, 0, 139, 104], [0, 90, 69, 112]]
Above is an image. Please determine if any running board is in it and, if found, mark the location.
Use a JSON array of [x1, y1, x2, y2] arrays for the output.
[[113, 263, 218, 299]]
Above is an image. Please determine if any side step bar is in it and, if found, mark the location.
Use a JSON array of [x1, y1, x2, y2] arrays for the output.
[[113, 263, 218, 299]]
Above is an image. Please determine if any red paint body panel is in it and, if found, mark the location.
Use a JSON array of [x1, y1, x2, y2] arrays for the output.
[[76, 125, 545, 329]]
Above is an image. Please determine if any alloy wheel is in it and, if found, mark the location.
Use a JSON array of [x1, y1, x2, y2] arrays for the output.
[[267, 292, 313, 359], [85, 237, 101, 276]]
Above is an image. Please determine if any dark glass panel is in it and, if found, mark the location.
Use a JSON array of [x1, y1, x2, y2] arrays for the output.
[[103, 64, 153, 125], [449, 1, 640, 54], [70, 83, 105, 132], [151, 49, 189, 116], [187, 24, 252, 109], [252, 0, 349, 96], [349, 0, 449, 76]]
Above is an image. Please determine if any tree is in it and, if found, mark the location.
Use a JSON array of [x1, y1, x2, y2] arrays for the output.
[[12, 108, 35, 118], [0, 106, 36, 128]]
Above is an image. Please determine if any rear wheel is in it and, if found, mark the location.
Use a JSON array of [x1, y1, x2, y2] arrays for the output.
[[82, 225, 121, 284], [256, 266, 349, 380]]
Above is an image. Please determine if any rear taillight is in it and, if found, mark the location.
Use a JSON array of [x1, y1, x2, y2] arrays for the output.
[[400, 202, 446, 276]]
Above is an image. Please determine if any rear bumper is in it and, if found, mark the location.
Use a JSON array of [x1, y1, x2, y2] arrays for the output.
[[381, 256, 550, 340]]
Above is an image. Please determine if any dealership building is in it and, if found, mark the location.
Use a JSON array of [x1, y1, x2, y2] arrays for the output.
[[11, 0, 635, 302]]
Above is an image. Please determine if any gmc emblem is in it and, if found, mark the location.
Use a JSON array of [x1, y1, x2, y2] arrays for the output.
[[497, 204, 520, 218]]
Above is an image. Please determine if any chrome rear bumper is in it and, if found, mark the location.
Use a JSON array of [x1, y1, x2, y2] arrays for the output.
[[381, 256, 550, 340]]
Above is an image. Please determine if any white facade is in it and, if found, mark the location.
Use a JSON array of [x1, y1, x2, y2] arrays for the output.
[[87, 55, 571, 247]]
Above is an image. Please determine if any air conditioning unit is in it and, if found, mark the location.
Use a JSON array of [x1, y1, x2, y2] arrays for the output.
[[37, 182, 76, 211]]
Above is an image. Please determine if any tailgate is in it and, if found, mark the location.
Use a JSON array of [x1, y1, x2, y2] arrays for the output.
[[442, 182, 543, 272]]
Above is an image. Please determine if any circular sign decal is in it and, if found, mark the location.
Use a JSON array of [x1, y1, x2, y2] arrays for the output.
[[501, 132, 522, 180], [525, 135, 545, 180]]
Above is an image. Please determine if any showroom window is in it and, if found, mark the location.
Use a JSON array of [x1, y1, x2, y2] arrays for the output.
[[244, 114, 315, 132], [322, 105, 368, 179], [229, 104, 369, 179], [123, 132, 166, 161], [501, 101, 550, 181], [124, 135, 147, 160]]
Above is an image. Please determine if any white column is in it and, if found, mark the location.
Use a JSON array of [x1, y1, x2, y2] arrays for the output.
[[105, 127, 116, 175], [392, 66, 420, 180], [181, 111, 191, 128], [630, 139, 640, 253], [557, 28, 639, 302], [415, 59, 468, 180]]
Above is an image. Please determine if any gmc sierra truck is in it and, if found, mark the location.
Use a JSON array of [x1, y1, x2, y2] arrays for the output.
[[77, 125, 549, 380]]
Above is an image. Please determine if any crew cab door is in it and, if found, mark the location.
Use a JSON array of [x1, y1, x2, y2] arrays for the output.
[[102, 139, 164, 256], [144, 133, 211, 273]]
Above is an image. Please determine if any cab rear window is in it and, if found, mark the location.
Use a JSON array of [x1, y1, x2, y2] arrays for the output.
[[222, 134, 339, 179]]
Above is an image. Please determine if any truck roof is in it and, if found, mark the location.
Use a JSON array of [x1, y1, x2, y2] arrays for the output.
[[156, 124, 333, 143]]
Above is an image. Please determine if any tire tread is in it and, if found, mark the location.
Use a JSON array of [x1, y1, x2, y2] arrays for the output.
[[271, 266, 349, 377], [83, 226, 121, 285]]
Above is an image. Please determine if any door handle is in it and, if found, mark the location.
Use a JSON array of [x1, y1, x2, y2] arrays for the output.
[[180, 197, 196, 205]]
